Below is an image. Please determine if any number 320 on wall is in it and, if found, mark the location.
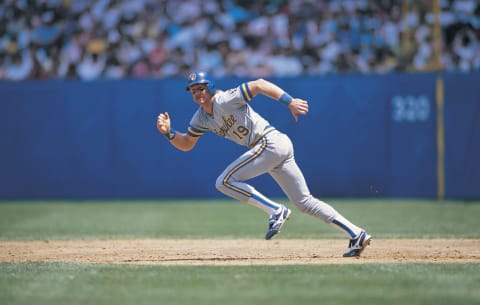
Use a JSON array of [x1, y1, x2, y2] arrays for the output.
[[391, 95, 430, 122]]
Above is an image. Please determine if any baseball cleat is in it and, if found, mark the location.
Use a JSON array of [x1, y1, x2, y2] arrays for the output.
[[265, 206, 292, 240], [342, 230, 372, 257]]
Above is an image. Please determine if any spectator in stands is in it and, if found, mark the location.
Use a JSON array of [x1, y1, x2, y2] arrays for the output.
[[76, 52, 106, 81], [0, 0, 478, 81], [4, 49, 33, 81]]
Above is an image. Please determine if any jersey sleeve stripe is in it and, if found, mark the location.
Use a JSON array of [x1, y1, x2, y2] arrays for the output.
[[187, 126, 205, 137], [240, 83, 252, 102]]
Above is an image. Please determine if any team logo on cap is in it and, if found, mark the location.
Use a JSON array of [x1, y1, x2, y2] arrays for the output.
[[189, 73, 197, 81]]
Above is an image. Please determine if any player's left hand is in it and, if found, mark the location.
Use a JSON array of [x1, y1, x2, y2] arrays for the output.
[[288, 98, 309, 122]]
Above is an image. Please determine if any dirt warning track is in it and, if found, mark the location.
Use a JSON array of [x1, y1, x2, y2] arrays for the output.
[[1, 239, 479, 265]]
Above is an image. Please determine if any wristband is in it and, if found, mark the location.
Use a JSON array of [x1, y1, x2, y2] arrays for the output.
[[278, 93, 293, 106], [163, 128, 176, 140]]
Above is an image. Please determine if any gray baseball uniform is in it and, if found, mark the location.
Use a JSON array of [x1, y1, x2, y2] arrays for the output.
[[186, 82, 358, 236]]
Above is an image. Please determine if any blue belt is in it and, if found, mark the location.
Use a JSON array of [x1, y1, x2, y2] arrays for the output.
[[250, 126, 275, 148]]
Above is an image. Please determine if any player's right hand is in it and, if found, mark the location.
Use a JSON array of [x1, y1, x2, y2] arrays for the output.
[[157, 112, 171, 134]]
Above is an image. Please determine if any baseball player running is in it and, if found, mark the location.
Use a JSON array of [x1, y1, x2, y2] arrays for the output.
[[157, 71, 371, 257]]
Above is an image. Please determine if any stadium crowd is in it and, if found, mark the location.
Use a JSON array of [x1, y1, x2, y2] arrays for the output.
[[0, 0, 479, 81]]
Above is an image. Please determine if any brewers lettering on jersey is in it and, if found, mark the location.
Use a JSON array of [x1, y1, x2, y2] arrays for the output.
[[156, 71, 372, 257]]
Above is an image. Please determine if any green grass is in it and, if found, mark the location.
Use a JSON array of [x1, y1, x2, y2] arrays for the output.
[[1, 199, 479, 305], [1, 263, 479, 305], [1, 199, 479, 240]]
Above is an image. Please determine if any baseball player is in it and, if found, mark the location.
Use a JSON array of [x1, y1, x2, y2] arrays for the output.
[[157, 71, 371, 257]]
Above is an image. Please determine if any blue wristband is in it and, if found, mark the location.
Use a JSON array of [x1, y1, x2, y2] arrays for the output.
[[278, 93, 293, 106], [164, 128, 176, 140]]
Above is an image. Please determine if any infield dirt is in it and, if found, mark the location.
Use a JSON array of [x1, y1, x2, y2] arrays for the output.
[[1, 239, 479, 265]]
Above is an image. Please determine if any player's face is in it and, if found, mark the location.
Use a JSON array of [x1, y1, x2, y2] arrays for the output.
[[189, 84, 211, 105]]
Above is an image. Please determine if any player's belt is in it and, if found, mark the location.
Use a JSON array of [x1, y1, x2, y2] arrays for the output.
[[249, 126, 275, 148]]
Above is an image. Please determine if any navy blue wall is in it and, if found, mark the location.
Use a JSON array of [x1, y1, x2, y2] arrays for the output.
[[0, 72, 479, 199]]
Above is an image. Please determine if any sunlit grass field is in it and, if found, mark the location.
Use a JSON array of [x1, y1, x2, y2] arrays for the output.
[[1, 199, 479, 305]]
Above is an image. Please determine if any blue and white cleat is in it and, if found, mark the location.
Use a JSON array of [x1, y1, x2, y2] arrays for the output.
[[265, 206, 292, 240], [343, 230, 372, 257]]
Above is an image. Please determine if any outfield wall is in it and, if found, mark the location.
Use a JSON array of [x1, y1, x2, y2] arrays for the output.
[[0, 72, 479, 199]]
